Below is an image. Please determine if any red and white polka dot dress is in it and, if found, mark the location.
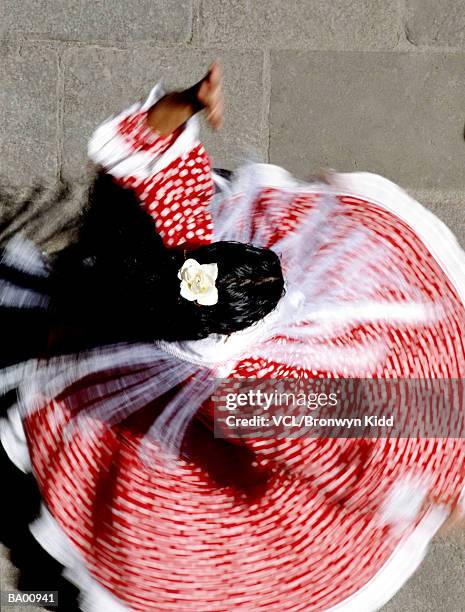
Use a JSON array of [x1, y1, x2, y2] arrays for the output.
[[8, 84, 465, 611]]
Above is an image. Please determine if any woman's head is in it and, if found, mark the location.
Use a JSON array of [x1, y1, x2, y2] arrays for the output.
[[52, 175, 285, 345], [76, 239, 285, 344], [170, 241, 285, 340]]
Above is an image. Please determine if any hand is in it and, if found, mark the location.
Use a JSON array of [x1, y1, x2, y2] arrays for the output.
[[438, 504, 465, 536], [316, 168, 337, 185], [147, 60, 224, 136], [195, 60, 224, 130]]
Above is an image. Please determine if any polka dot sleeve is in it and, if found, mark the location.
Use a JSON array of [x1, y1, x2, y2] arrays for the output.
[[88, 82, 215, 248]]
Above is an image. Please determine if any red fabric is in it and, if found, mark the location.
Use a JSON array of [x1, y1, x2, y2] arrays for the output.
[[23, 110, 465, 611]]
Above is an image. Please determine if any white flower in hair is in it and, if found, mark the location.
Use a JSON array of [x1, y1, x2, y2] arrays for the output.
[[178, 258, 219, 306]]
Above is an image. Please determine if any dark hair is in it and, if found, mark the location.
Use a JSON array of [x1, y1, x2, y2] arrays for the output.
[[51, 174, 284, 346], [174, 241, 284, 339]]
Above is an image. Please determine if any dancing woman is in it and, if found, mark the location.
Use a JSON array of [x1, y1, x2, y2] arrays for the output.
[[1, 62, 464, 611]]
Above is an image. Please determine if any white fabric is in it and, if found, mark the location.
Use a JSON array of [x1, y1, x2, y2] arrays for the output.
[[31, 506, 129, 612], [1, 234, 48, 277], [0, 406, 32, 473], [328, 507, 448, 612], [156, 294, 283, 369]]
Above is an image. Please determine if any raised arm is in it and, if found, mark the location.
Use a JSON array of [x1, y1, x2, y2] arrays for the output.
[[88, 62, 224, 248], [147, 61, 224, 136]]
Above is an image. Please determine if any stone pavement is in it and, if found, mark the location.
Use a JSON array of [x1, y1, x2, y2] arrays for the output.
[[1, 1, 464, 610]]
